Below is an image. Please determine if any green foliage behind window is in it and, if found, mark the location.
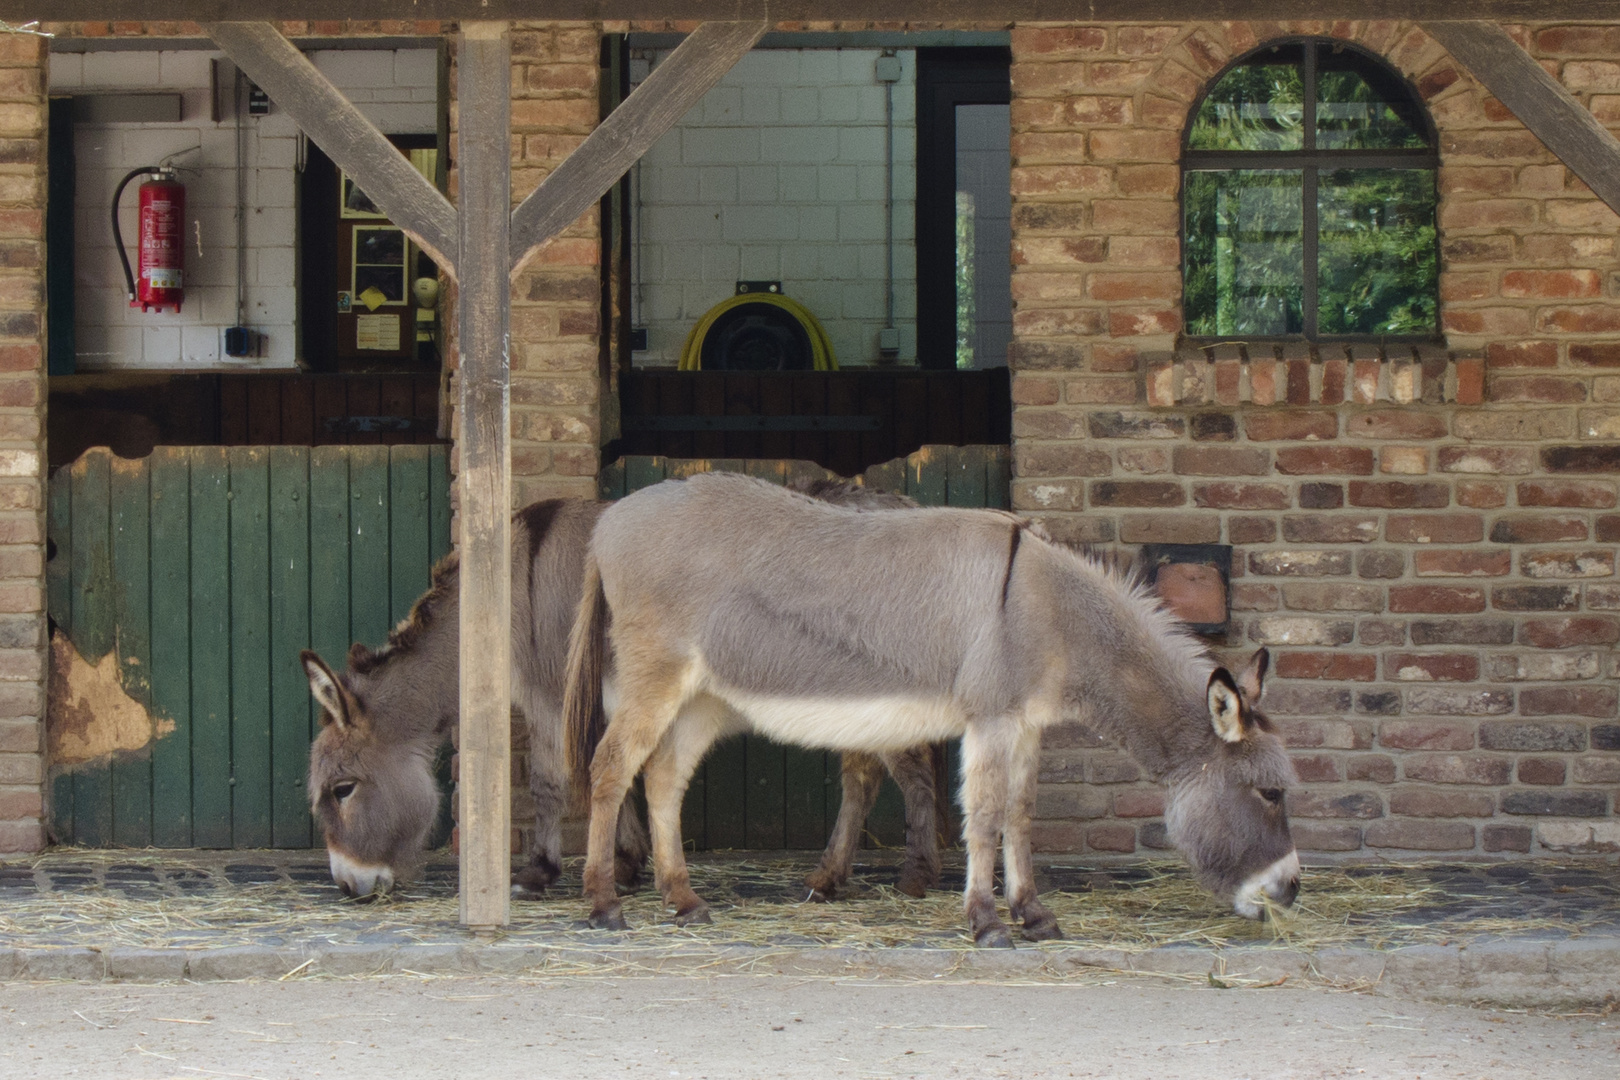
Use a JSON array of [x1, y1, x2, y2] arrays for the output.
[[1183, 40, 1439, 341]]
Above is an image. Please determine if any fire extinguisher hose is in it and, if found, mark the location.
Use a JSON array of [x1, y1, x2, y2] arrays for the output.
[[112, 166, 164, 304]]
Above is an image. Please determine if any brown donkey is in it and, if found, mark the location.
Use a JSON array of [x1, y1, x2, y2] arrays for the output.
[[565, 473, 1300, 947], [304, 488, 942, 900]]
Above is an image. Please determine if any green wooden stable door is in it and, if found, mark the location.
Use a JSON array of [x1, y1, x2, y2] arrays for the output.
[[47, 445, 451, 849]]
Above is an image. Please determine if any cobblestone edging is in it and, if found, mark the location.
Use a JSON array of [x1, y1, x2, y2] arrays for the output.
[[2, 936, 1618, 1010]]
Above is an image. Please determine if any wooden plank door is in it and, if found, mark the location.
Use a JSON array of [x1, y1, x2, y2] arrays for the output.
[[46, 445, 452, 849]]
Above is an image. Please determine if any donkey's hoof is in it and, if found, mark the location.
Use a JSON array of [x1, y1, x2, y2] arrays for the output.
[[673, 904, 712, 927], [895, 871, 931, 899], [804, 887, 834, 903], [974, 923, 1016, 949], [513, 858, 560, 897], [1021, 917, 1064, 942], [588, 907, 629, 931]]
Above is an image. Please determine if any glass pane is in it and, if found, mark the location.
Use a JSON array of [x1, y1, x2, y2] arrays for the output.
[[1188, 46, 1304, 151], [1317, 169, 1438, 335], [955, 103, 1011, 370], [1184, 169, 1304, 336], [1316, 51, 1428, 149]]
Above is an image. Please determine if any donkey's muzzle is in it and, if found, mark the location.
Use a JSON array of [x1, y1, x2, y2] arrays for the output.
[[328, 846, 395, 900], [1233, 850, 1301, 920]]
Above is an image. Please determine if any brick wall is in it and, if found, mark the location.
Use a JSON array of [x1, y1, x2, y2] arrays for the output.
[[1010, 20, 1620, 858], [0, 29, 47, 856]]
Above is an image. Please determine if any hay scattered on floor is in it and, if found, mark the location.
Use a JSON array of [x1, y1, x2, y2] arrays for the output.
[[2, 850, 1608, 958]]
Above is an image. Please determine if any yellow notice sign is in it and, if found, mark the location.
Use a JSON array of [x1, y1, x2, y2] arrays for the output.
[[359, 286, 388, 311]]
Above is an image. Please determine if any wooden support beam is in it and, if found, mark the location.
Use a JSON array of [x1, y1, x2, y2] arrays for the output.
[[455, 21, 513, 932], [509, 20, 767, 276], [1424, 21, 1620, 217], [204, 22, 458, 276]]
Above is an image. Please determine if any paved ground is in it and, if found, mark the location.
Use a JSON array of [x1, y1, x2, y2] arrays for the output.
[[2, 849, 1619, 1009], [2, 971, 1617, 1079]]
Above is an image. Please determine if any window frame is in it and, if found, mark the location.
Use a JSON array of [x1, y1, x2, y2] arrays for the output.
[[1181, 38, 1442, 345]]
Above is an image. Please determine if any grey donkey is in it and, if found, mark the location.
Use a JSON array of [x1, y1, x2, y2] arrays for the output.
[[565, 473, 1300, 947], [304, 485, 943, 900]]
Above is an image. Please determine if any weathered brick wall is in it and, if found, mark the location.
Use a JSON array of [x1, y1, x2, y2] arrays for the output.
[[0, 30, 47, 856], [1010, 21, 1620, 858]]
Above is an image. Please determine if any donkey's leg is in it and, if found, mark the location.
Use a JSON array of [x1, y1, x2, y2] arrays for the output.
[[583, 670, 688, 930], [804, 751, 885, 901], [642, 698, 730, 925], [514, 700, 567, 896], [884, 744, 942, 899], [1002, 723, 1062, 942], [614, 795, 651, 889], [958, 722, 1014, 949]]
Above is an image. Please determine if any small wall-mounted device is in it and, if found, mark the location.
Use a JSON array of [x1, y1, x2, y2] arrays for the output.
[[629, 327, 649, 351], [878, 327, 901, 357], [736, 281, 782, 296], [1141, 543, 1233, 636], [247, 84, 270, 116], [224, 326, 258, 358], [875, 52, 902, 84]]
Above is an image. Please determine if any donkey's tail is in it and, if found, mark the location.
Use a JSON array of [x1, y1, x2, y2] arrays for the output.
[[563, 554, 609, 808]]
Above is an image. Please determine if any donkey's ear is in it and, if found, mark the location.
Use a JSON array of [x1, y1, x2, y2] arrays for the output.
[[302, 650, 351, 728], [1207, 667, 1246, 744], [1235, 647, 1269, 704], [348, 641, 375, 669]]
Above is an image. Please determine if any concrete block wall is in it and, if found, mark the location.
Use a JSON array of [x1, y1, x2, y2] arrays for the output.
[[47, 44, 436, 371], [1009, 21, 1620, 858], [630, 47, 918, 367], [0, 30, 46, 856]]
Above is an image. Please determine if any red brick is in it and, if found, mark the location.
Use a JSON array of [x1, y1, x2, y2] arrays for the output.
[[1516, 757, 1568, 786], [1010, 26, 1109, 56], [1364, 820, 1476, 850], [1389, 586, 1486, 614], [1437, 446, 1535, 475], [1483, 824, 1533, 853], [1413, 550, 1511, 577], [1107, 307, 1180, 337], [1455, 481, 1507, 509], [1455, 358, 1485, 406], [1348, 481, 1449, 508], [1344, 411, 1449, 439], [1172, 446, 1269, 476], [1386, 514, 1484, 544], [1520, 686, 1618, 718], [1541, 306, 1620, 333], [1119, 514, 1220, 543], [1244, 411, 1337, 441], [1291, 754, 1343, 783], [1386, 653, 1479, 682], [1086, 823, 1138, 853], [1520, 617, 1620, 648], [1292, 822, 1365, 852], [1388, 787, 1494, 818], [1379, 721, 1476, 751], [1089, 480, 1183, 507], [1404, 754, 1512, 785], [1282, 515, 1380, 543], [1348, 754, 1397, 783], [1488, 376, 1587, 404], [1113, 789, 1164, 817], [1489, 514, 1589, 544], [1227, 517, 1277, 544], [1517, 479, 1617, 508], [1275, 652, 1377, 681], [1502, 269, 1603, 299], [1520, 549, 1616, 578], [1192, 483, 1290, 509], [1274, 446, 1374, 475]]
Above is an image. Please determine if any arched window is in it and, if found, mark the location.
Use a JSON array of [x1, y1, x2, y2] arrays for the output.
[[1182, 40, 1439, 341]]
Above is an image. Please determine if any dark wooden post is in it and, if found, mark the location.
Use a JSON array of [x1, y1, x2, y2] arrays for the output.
[[455, 21, 513, 932]]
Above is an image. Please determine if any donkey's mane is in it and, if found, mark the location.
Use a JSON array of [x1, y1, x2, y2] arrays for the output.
[[1052, 540, 1216, 686], [349, 552, 460, 675]]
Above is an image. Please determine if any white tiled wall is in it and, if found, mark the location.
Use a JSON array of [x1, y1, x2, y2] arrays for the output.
[[631, 49, 918, 367], [49, 48, 437, 371]]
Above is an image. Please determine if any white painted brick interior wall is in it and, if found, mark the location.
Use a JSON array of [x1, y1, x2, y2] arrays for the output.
[[49, 48, 437, 371], [631, 48, 918, 367]]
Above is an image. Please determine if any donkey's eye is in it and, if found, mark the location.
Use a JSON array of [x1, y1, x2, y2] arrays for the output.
[[332, 781, 357, 801], [1258, 787, 1284, 806]]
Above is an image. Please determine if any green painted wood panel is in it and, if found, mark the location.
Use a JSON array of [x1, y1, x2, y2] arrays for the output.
[[69, 450, 113, 846], [110, 455, 153, 847], [308, 447, 352, 674], [703, 735, 748, 850], [389, 446, 432, 625], [149, 447, 192, 847], [782, 746, 829, 850], [47, 444, 451, 850], [744, 732, 787, 849], [189, 447, 233, 848], [946, 445, 988, 509], [348, 445, 392, 649], [269, 447, 313, 848]]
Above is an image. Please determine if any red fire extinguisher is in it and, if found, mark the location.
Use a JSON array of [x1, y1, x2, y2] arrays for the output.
[[113, 166, 185, 313]]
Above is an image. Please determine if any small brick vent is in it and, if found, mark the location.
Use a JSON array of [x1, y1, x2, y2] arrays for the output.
[[1144, 345, 1485, 409]]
